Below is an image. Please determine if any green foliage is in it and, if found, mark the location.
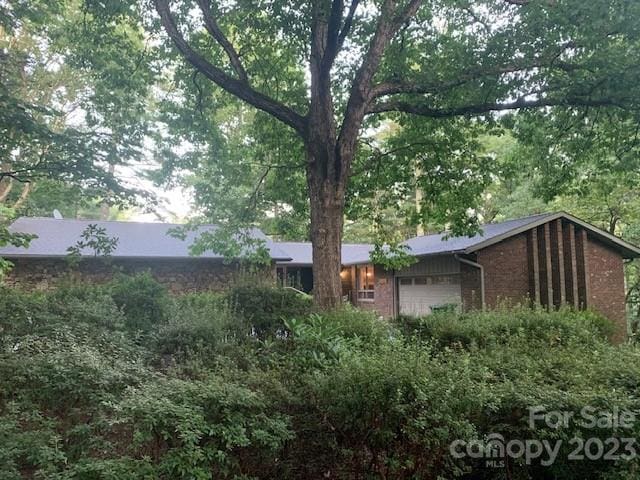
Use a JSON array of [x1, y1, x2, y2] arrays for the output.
[[369, 242, 417, 270], [2, 281, 640, 479], [291, 342, 484, 478], [395, 307, 615, 350], [111, 374, 293, 479], [152, 293, 240, 360], [108, 273, 171, 332], [0, 0, 147, 214], [66, 223, 120, 259], [0, 206, 36, 275], [227, 285, 313, 337]]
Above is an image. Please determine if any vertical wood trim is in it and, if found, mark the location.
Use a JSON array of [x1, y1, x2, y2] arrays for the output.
[[581, 229, 591, 306], [544, 223, 554, 310], [528, 228, 541, 305], [555, 219, 566, 305], [568, 224, 579, 308], [575, 228, 589, 309]]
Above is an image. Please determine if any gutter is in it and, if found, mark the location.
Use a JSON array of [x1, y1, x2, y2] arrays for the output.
[[455, 254, 486, 311]]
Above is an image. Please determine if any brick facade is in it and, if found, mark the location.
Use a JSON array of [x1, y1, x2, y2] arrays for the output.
[[342, 264, 395, 318], [460, 262, 482, 311], [474, 232, 531, 309], [586, 237, 628, 343], [3, 257, 271, 294], [458, 220, 629, 343], [368, 266, 394, 318]]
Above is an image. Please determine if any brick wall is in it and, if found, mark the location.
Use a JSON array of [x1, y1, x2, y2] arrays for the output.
[[586, 237, 628, 343], [371, 266, 394, 318], [460, 262, 482, 311], [3, 257, 272, 294], [475, 233, 531, 309], [464, 221, 629, 343]]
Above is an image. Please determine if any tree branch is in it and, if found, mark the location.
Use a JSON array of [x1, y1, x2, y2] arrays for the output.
[[367, 95, 628, 117], [370, 55, 580, 100], [324, 0, 345, 63], [0, 178, 12, 202], [337, 0, 361, 49], [154, 0, 306, 134], [339, 0, 423, 153], [195, 0, 249, 83]]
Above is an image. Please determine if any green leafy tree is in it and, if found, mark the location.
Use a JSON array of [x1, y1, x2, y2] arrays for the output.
[[132, 0, 640, 308], [0, 1, 155, 264]]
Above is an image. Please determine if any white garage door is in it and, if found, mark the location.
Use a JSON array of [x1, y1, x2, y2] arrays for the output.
[[398, 275, 461, 317]]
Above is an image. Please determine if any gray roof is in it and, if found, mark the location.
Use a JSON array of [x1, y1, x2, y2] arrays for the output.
[[402, 213, 553, 257], [4, 212, 638, 265], [342, 211, 640, 265], [276, 241, 374, 266], [0, 217, 292, 261]]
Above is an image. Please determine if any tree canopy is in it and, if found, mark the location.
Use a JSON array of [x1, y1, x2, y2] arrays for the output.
[[135, 0, 640, 305], [2, 0, 640, 306]]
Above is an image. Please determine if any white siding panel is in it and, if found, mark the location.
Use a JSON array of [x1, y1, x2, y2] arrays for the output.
[[398, 275, 461, 317]]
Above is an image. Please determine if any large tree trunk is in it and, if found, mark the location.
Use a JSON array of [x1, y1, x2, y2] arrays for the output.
[[307, 156, 345, 309]]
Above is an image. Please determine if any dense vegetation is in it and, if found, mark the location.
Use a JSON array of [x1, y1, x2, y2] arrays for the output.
[[1, 273, 639, 479]]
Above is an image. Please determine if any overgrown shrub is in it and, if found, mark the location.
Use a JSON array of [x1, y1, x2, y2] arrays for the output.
[[111, 373, 293, 479], [152, 293, 242, 361], [227, 285, 313, 337], [2, 281, 640, 479], [395, 306, 614, 349], [0, 284, 125, 341], [108, 272, 171, 332], [283, 342, 486, 478]]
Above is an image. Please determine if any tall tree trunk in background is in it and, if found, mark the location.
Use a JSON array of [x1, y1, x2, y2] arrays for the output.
[[100, 163, 116, 220], [12, 182, 31, 210]]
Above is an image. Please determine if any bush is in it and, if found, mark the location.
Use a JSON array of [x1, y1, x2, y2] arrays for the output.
[[0, 284, 125, 341], [395, 306, 614, 350], [108, 272, 171, 332], [152, 293, 242, 361], [282, 342, 485, 479], [111, 372, 293, 479], [227, 285, 313, 337], [47, 283, 126, 331], [3, 280, 640, 480]]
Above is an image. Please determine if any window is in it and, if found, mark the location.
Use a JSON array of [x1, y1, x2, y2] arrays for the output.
[[356, 264, 375, 301]]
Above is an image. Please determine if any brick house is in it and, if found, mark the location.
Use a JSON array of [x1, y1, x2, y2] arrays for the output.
[[276, 212, 640, 342], [2, 212, 638, 341], [0, 217, 292, 293]]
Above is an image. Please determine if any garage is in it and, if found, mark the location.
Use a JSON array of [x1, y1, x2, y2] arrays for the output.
[[398, 274, 461, 317]]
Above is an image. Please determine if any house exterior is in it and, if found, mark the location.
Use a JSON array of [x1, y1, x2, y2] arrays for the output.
[[2, 212, 638, 341], [0, 217, 291, 293], [276, 212, 640, 343]]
